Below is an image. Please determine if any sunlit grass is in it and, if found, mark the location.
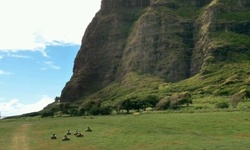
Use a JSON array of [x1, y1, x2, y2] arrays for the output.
[[1, 112, 250, 150]]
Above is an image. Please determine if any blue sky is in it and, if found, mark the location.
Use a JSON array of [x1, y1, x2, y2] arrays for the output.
[[0, 0, 101, 117]]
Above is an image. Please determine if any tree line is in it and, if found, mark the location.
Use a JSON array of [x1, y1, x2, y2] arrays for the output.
[[41, 92, 192, 117]]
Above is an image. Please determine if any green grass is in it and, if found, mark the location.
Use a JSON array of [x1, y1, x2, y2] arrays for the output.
[[76, 59, 250, 110], [152, 0, 202, 20], [219, 12, 250, 22], [217, 0, 250, 22], [1, 112, 250, 150], [83, 72, 165, 104], [211, 31, 250, 49], [164, 61, 250, 95]]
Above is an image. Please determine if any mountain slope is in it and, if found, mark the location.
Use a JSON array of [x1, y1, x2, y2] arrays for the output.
[[58, 0, 250, 108]]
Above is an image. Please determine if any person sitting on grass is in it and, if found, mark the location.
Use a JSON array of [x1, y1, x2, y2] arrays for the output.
[[62, 135, 70, 141], [85, 127, 92, 132], [74, 129, 79, 135], [76, 132, 84, 137], [66, 129, 71, 135], [51, 133, 57, 139]]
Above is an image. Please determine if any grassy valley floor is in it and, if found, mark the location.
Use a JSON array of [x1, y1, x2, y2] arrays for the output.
[[1, 112, 250, 150]]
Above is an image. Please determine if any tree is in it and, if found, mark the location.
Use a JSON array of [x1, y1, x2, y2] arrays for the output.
[[68, 108, 78, 116], [130, 95, 159, 112], [88, 106, 100, 116], [115, 95, 159, 113], [78, 107, 87, 116], [156, 92, 192, 110], [156, 97, 171, 110], [176, 92, 192, 107], [60, 103, 71, 114], [121, 96, 145, 113], [121, 99, 133, 114], [41, 110, 54, 118], [99, 105, 113, 115], [230, 90, 246, 108], [80, 100, 101, 115], [215, 102, 229, 109], [54, 96, 60, 102], [132, 100, 145, 112], [144, 95, 159, 107], [114, 101, 123, 114]]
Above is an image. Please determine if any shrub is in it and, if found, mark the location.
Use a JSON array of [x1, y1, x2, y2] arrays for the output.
[[41, 110, 54, 118], [156, 97, 171, 110], [22, 112, 40, 117], [89, 107, 100, 116], [68, 108, 79, 116], [244, 88, 250, 98], [121, 99, 133, 114], [215, 102, 229, 109], [144, 95, 159, 107], [78, 107, 87, 116], [99, 106, 113, 115], [88, 106, 113, 116], [114, 101, 123, 114], [230, 90, 246, 108], [80, 100, 101, 115], [156, 92, 192, 110]]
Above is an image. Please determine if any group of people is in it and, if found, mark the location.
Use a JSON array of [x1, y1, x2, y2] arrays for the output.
[[74, 129, 84, 137], [50, 127, 92, 141]]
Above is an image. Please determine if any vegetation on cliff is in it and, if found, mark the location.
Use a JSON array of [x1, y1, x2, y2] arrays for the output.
[[41, 0, 250, 116]]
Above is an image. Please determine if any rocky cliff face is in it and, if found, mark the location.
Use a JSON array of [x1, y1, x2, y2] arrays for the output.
[[60, 0, 250, 102], [101, 0, 150, 9]]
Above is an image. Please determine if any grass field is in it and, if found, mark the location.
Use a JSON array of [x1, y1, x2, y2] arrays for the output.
[[1, 112, 250, 150]]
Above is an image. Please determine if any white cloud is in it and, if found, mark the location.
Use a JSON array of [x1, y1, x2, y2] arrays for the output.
[[7, 54, 31, 59], [40, 68, 47, 71], [0, 70, 12, 75], [0, 53, 30, 59], [44, 61, 61, 70], [0, 0, 101, 55], [0, 96, 54, 117]]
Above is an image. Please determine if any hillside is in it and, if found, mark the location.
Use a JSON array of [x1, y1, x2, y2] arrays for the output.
[[43, 0, 250, 115]]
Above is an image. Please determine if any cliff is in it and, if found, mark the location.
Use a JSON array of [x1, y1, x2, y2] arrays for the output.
[[60, 0, 250, 103]]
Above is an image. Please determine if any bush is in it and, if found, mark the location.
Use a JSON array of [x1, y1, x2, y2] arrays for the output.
[[88, 106, 113, 116], [99, 106, 113, 115], [230, 90, 246, 108], [22, 112, 40, 117], [68, 108, 79, 116], [78, 107, 87, 116], [79, 100, 101, 115], [144, 95, 159, 107], [215, 102, 229, 109], [89, 107, 100, 116], [156, 97, 171, 110], [156, 92, 192, 110], [41, 110, 54, 118], [121, 99, 133, 114]]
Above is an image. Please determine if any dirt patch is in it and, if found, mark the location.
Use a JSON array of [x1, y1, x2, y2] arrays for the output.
[[236, 133, 250, 138], [11, 124, 30, 150]]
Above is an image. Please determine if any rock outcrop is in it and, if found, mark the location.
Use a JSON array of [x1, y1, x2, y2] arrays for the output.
[[60, 0, 250, 102]]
